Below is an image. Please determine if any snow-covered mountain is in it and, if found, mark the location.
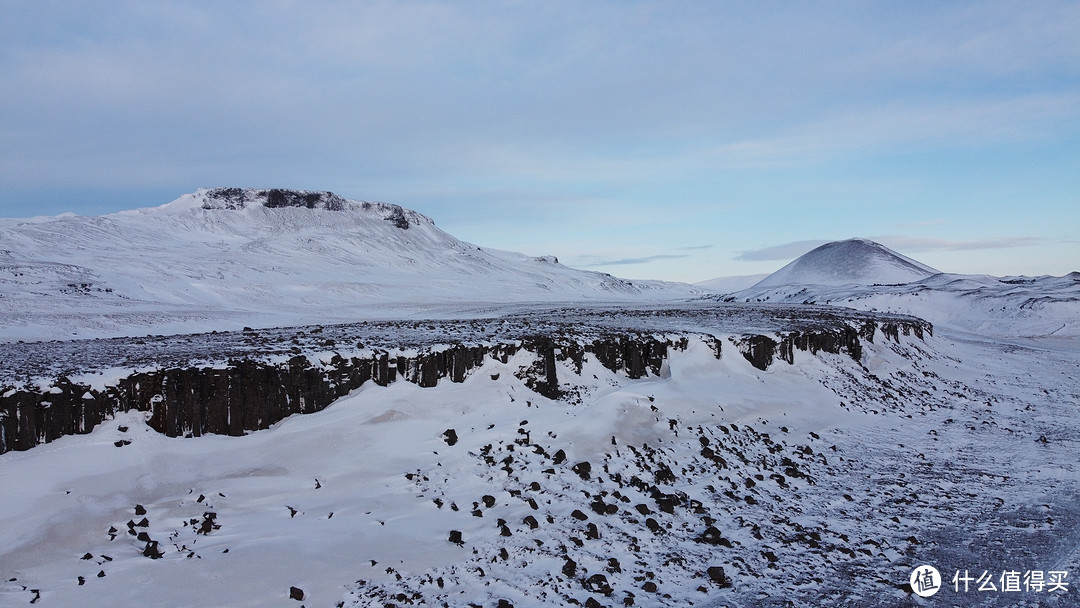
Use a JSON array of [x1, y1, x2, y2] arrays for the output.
[[0, 188, 700, 340], [718, 239, 1080, 339], [750, 238, 940, 289]]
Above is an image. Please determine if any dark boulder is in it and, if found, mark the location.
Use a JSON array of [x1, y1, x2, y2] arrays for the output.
[[707, 566, 731, 588], [562, 558, 577, 577], [584, 573, 613, 596], [442, 429, 458, 446], [572, 461, 592, 480]]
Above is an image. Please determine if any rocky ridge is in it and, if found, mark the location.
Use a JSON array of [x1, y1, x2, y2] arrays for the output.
[[0, 305, 929, 455]]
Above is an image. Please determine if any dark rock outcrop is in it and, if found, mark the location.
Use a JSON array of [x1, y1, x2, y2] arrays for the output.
[[0, 319, 928, 454], [735, 319, 930, 370], [201, 187, 348, 211]]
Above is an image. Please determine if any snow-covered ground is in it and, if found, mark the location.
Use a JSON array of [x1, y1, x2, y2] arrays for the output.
[[1, 202, 1077, 607], [1, 314, 1077, 607]]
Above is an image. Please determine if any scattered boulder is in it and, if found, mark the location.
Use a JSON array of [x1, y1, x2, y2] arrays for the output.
[[584, 573, 613, 596], [442, 429, 458, 446], [142, 541, 163, 559], [696, 526, 726, 545], [562, 558, 577, 577], [645, 518, 662, 534], [197, 512, 218, 535], [289, 586, 305, 601], [707, 566, 731, 588], [586, 523, 601, 539], [572, 461, 592, 480]]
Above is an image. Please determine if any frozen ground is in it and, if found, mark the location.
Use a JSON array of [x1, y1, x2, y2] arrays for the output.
[[1, 307, 1076, 607]]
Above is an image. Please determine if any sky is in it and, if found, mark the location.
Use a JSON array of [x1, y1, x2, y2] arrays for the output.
[[1, 1, 1078, 283]]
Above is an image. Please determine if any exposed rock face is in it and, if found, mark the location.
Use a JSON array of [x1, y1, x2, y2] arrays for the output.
[[197, 187, 422, 229], [200, 187, 349, 211], [0, 319, 929, 454], [516, 335, 678, 399], [735, 321, 931, 371]]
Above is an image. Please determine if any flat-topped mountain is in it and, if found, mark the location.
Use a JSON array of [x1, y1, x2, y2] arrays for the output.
[[0, 188, 699, 340]]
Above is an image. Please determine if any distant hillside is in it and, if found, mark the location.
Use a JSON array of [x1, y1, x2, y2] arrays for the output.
[[751, 238, 939, 288], [695, 274, 769, 293], [0, 188, 700, 340]]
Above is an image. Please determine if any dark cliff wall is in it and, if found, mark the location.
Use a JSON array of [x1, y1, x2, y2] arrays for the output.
[[0, 321, 928, 455], [1, 344, 516, 454], [735, 320, 931, 371]]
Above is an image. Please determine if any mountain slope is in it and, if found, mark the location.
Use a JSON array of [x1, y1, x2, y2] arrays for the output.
[[710, 239, 1079, 338], [0, 188, 700, 340], [751, 238, 939, 288]]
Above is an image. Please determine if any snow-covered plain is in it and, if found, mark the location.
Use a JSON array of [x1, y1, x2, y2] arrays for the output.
[[1, 196, 1078, 607]]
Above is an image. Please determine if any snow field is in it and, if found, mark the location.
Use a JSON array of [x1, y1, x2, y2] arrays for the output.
[[5, 328, 1075, 607]]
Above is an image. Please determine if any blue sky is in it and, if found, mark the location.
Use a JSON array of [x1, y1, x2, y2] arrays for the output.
[[2, 1, 1078, 282]]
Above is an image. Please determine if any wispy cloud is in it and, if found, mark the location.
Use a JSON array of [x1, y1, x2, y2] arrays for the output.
[[580, 254, 690, 267], [698, 94, 1080, 169], [735, 240, 830, 262]]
